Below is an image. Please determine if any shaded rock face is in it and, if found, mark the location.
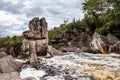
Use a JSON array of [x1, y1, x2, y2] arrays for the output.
[[0, 52, 7, 59], [66, 32, 120, 54], [0, 47, 7, 52], [0, 48, 7, 59], [111, 41, 120, 54], [107, 34, 120, 53], [68, 33, 91, 49], [90, 32, 120, 54], [0, 55, 22, 73], [107, 33, 119, 45], [90, 32, 108, 54], [0, 72, 36, 80], [0, 72, 22, 80]]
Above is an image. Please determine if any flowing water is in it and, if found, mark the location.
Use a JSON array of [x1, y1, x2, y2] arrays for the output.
[[20, 52, 120, 80]]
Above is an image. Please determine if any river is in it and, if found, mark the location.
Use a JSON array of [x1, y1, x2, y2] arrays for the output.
[[20, 52, 120, 80]]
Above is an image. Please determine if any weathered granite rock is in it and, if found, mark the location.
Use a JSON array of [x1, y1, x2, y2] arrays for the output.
[[0, 52, 7, 59], [23, 31, 35, 39], [28, 17, 47, 39], [0, 48, 7, 58], [80, 46, 92, 52], [68, 33, 91, 49], [107, 33, 119, 45], [0, 72, 37, 80], [29, 41, 36, 54], [36, 39, 48, 56], [0, 47, 7, 52], [21, 39, 30, 56], [90, 32, 108, 54], [0, 55, 22, 73], [47, 46, 62, 56], [21, 17, 48, 67], [111, 41, 120, 54], [0, 72, 22, 80], [22, 17, 48, 55]]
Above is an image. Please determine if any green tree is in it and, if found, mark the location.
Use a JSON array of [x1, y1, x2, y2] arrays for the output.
[[83, 0, 105, 29]]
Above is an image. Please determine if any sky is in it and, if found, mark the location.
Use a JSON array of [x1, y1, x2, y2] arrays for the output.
[[0, 0, 85, 38]]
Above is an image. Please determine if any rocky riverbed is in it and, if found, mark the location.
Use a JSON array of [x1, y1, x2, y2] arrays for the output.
[[20, 52, 120, 80]]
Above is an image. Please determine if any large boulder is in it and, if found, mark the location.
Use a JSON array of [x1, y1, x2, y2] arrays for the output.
[[23, 31, 35, 39], [0, 52, 7, 59], [0, 47, 7, 52], [29, 41, 36, 54], [111, 41, 120, 54], [0, 72, 22, 80], [0, 48, 7, 59], [0, 72, 37, 80], [90, 32, 108, 54], [68, 33, 91, 49], [47, 46, 62, 56], [107, 33, 119, 45], [0, 55, 22, 73], [107, 34, 120, 53]]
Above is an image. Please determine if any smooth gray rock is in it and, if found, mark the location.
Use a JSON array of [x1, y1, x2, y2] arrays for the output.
[[36, 39, 48, 56], [0, 55, 22, 73], [21, 39, 30, 56], [0, 52, 7, 59], [0, 72, 22, 80]]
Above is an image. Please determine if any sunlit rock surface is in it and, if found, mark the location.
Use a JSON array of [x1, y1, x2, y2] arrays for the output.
[[20, 52, 120, 80]]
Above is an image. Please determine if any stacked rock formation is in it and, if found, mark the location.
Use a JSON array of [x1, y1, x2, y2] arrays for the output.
[[21, 17, 48, 67]]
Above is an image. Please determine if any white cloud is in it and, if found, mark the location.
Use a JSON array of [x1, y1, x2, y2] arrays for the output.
[[0, 0, 85, 37], [0, 11, 27, 37]]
